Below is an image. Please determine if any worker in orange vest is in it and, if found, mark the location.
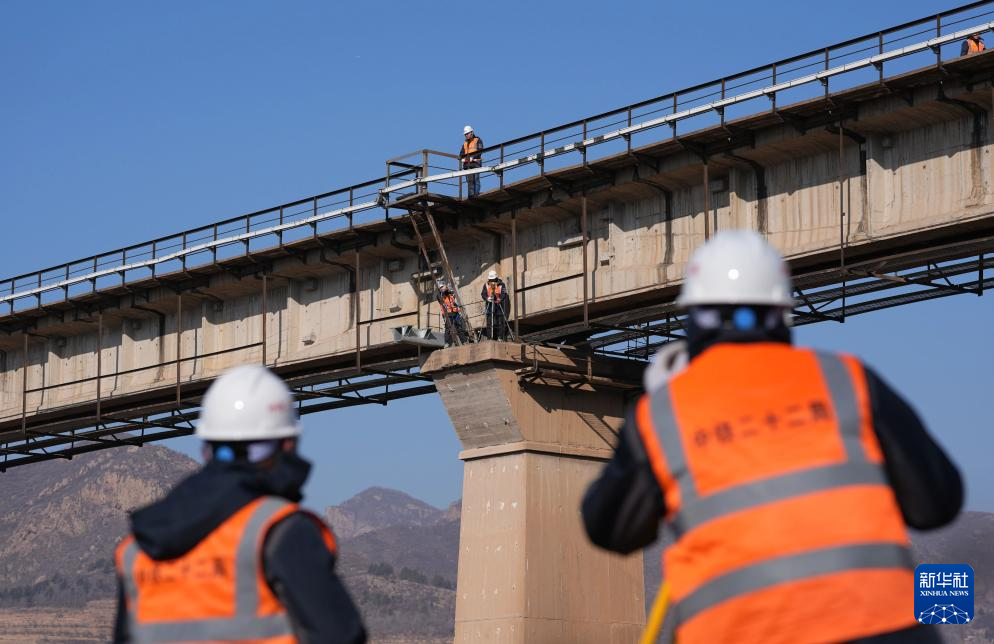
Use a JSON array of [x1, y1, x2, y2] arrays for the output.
[[437, 280, 469, 345], [113, 365, 366, 643], [961, 32, 986, 55], [582, 230, 962, 644], [481, 270, 511, 341], [461, 125, 483, 197]]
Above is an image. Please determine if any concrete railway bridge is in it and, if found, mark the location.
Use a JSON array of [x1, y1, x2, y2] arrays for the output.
[[4, 3, 994, 641]]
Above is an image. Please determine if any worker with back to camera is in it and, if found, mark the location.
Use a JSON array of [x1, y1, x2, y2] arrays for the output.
[[582, 229, 962, 644], [460, 125, 483, 197], [437, 279, 469, 345], [113, 364, 367, 644], [481, 269, 510, 341], [962, 31, 986, 55]]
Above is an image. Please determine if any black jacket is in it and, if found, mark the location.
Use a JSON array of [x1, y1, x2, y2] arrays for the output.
[[113, 452, 366, 644], [481, 279, 510, 313], [582, 340, 963, 555]]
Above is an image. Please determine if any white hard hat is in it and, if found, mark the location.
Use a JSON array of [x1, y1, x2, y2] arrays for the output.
[[487, 270, 498, 280], [677, 230, 794, 307], [197, 365, 300, 442], [464, 125, 473, 135]]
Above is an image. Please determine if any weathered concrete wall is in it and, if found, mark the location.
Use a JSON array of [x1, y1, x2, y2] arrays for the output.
[[423, 342, 645, 643], [456, 452, 643, 644], [1, 79, 991, 422]]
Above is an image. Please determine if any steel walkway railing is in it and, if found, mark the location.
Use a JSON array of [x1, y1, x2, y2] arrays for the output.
[[3, 1, 994, 312]]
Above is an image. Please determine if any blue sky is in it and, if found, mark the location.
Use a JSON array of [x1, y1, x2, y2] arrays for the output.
[[2, 1, 991, 513]]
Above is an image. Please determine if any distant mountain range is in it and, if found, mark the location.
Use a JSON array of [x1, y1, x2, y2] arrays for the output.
[[0, 446, 991, 643], [326, 486, 455, 541], [324, 488, 460, 641], [0, 447, 459, 643], [0, 445, 197, 610]]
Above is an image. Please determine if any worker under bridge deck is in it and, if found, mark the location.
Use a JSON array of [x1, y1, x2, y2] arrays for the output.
[[4, 4, 994, 640]]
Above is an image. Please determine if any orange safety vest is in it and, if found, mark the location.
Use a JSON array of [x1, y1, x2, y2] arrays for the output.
[[115, 496, 336, 643], [635, 343, 916, 644], [968, 38, 986, 53], [441, 293, 459, 314], [462, 136, 481, 159]]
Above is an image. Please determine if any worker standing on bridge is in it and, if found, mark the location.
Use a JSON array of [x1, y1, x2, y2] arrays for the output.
[[482, 270, 510, 341], [461, 125, 483, 197], [582, 230, 962, 644], [113, 365, 366, 644], [438, 280, 469, 345], [962, 32, 986, 55]]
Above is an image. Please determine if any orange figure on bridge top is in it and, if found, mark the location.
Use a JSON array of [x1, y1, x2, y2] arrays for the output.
[[962, 32, 986, 55], [461, 125, 483, 198]]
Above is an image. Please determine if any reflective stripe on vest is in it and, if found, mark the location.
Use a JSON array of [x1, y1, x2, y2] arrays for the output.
[[649, 352, 878, 535], [128, 612, 292, 643], [120, 497, 296, 643], [643, 348, 913, 635], [119, 539, 140, 639], [677, 542, 912, 624]]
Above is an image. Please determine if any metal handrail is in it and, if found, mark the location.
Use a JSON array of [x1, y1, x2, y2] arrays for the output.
[[464, 0, 994, 157], [3, 1, 994, 309], [382, 19, 994, 196]]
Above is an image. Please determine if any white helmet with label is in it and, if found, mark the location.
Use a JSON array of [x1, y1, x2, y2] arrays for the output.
[[197, 365, 299, 442], [677, 230, 794, 307], [464, 125, 474, 135]]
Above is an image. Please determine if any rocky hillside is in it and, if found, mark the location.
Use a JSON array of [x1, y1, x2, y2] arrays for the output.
[[0, 445, 991, 644], [329, 492, 461, 641], [0, 448, 460, 643], [0, 445, 197, 609], [325, 487, 448, 541]]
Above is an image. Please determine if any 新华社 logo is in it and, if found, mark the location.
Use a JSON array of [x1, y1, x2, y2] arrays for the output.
[[915, 564, 974, 625]]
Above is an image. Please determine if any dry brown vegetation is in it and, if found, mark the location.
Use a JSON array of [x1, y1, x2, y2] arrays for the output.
[[0, 599, 114, 643]]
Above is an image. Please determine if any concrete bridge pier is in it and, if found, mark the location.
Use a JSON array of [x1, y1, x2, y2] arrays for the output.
[[421, 342, 646, 644]]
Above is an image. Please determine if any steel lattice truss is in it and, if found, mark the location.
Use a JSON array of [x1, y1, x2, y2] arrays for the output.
[[0, 356, 433, 470], [538, 239, 994, 360]]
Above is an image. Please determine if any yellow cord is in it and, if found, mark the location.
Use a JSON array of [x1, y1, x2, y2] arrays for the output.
[[640, 581, 670, 644]]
